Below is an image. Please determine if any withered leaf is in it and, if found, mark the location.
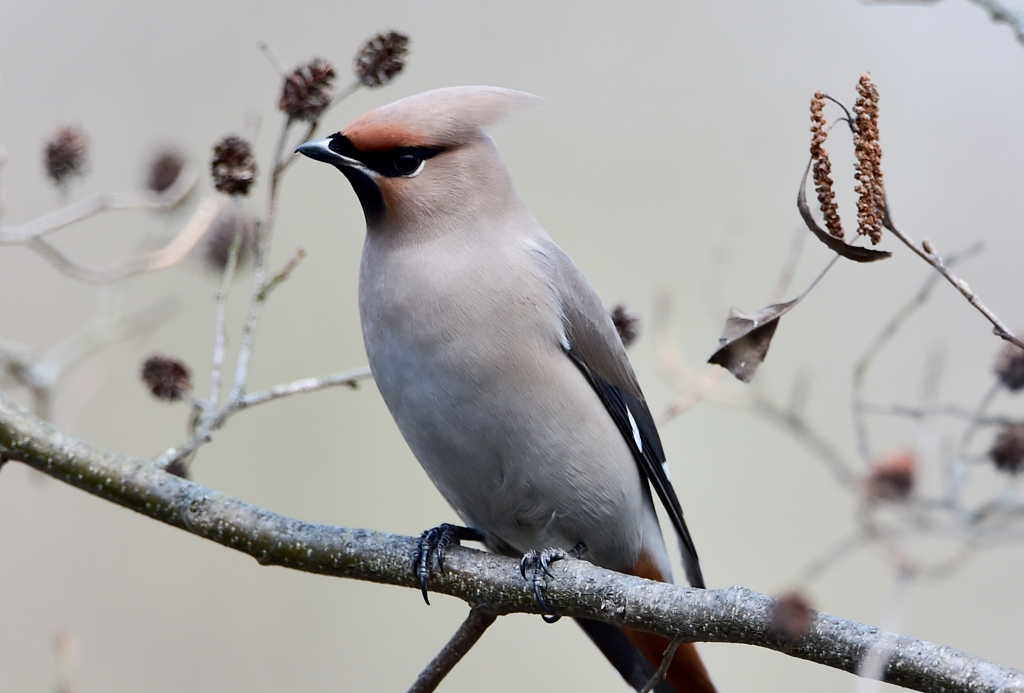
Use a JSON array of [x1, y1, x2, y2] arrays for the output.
[[709, 256, 838, 383], [708, 300, 797, 383], [798, 159, 891, 263]]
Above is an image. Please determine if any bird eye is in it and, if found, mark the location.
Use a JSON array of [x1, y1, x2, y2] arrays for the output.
[[393, 154, 423, 176]]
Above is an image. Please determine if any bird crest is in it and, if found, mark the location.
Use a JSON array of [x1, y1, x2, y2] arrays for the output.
[[342, 86, 541, 151]]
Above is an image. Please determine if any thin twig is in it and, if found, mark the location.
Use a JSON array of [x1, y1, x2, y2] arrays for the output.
[[883, 217, 1024, 349], [181, 60, 361, 460], [639, 640, 681, 693], [851, 242, 983, 460], [0, 166, 197, 243], [969, 0, 1024, 45], [407, 606, 498, 693], [858, 402, 1012, 426], [947, 382, 1002, 504], [751, 392, 858, 488], [793, 532, 867, 588], [957, 382, 1001, 459], [911, 345, 945, 491], [238, 366, 372, 407], [330, 78, 362, 109], [257, 247, 306, 301], [967, 493, 1024, 539], [855, 497, 987, 577], [766, 226, 807, 304], [226, 241, 298, 405], [868, 0, 1024, 47], [854, 569, 912, 693], [657, 369, 732, 425], [208, 218, 243, 409], [155, 366, 372, 467], [226, 111, 294, 405], [257, 42, 288, 76], [276, 120, 319, 177], [20, 195, 224, 285], [820, 93, 855, 125], [0, 296, 175, 417]]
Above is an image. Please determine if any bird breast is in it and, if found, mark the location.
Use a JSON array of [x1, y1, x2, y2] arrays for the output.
[[357, 229, 651, 568]]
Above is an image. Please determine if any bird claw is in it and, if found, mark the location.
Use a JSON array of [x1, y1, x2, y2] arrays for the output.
[[412, 523, 485, 605], [519, 542, 587, 623]]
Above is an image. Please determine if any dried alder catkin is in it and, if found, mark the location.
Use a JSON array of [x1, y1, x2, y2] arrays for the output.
[[43, 126, 89, 186], [810, 92, 843, 239], [210, 135, 257, 196], [141, 356, 192, 402], [610, 304, 640, 348], [354, 31, 409, 87], [853, 74, 885, 245], [990, 424, 1024, 475], [279, 58, 336, 122]]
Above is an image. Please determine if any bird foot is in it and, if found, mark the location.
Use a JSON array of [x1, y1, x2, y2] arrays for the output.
[[519, 542, 587, 623], [412, 523, 485, 605]]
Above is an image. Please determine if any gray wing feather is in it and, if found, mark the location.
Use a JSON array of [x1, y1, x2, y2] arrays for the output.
[[535, 238, 705, 588]]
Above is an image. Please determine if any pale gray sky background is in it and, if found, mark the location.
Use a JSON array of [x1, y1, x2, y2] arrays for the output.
[[2, 1, 1024, 691]]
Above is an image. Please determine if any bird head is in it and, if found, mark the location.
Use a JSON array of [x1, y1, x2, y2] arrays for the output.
[[296, 86, 540, 233]]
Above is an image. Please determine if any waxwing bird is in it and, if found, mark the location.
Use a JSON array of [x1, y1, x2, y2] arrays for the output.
[[297, 86, 716, 693]]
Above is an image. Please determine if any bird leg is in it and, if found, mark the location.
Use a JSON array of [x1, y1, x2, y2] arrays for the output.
[[519, 542, 587, 623], [412, 523, 485, 605]]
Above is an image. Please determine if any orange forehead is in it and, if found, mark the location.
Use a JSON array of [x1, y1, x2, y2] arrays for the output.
[[342, 119, 427, 152]]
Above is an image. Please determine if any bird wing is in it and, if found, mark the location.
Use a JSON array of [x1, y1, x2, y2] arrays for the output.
[[533, 238, 705, 589]]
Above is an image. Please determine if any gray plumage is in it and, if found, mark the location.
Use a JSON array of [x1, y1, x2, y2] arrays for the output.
[[297, 85, 704, 587]]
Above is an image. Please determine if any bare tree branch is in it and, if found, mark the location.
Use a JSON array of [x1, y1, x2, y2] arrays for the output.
[[15, 194, 223, 285], [851, 243, 983, 460], [209, 224, 243, 409], [859, 402, 1013, 426], [867, 0, 1024, 47], [257, 42, 288, 76], [154, 366, 372, 468], [226, 102, 303, 407], [0, 166, 197, 243], [1, 391, 1021, 692], [0, 296, 176, 419], [237, 367, 373, 407], [751, 392, 859, 488], [639, 640, 681, 693], [969, 0, 1024, 44], [408, 606, 497, 693], [257, 247, 306, 301], [882, 216, 1024, 350], [150, 61, 366, 472]]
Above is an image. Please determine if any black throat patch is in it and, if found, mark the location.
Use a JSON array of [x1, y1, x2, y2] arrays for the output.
[[327, 133, 447, 222]]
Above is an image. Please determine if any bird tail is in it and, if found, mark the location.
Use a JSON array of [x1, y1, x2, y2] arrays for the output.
[[576, 618, 715, 693], [575, 552, 716, 693]]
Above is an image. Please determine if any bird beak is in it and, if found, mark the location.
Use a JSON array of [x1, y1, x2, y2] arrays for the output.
[[295, 138, 363, 169]]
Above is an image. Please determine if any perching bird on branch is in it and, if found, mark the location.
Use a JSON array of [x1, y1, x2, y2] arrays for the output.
[[297, 86, 715, 693]]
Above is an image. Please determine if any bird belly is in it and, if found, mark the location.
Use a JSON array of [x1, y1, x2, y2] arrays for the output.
[[359, 245, 656, 572], [378, 345, 651, 571]]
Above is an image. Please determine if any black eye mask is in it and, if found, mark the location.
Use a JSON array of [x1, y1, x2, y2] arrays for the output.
[[328, 133, 446, 178]]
